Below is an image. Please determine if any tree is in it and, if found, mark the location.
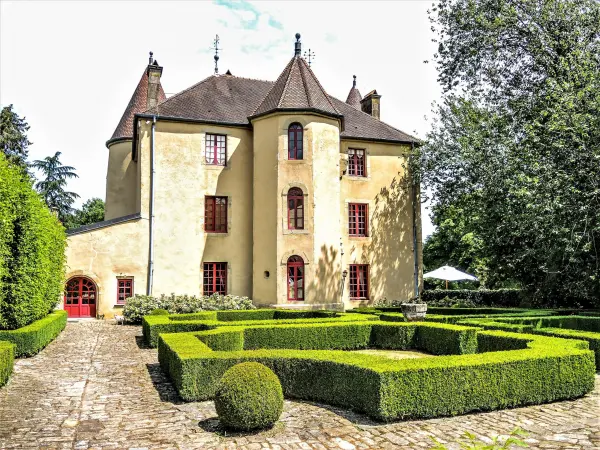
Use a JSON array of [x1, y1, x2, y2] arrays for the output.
[[417, 0, 600, 307], [63, 198, 105, 230], [0, 104, 32, 170], [32, 151, 79, 223]]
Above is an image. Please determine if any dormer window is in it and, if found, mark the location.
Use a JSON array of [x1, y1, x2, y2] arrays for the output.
[[288, 123, 303, 160], [205, 134, 227, 166]]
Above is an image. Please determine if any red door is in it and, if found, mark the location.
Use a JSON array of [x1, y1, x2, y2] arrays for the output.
[[64, 277, 97, 318]]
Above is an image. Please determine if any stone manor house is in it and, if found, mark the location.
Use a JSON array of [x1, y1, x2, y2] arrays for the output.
[[64, 35, 423, 318]]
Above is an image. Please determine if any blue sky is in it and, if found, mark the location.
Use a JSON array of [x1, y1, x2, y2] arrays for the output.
[[0, 0, 439, 236]]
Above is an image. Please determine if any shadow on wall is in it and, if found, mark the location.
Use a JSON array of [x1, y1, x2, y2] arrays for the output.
[[308, 245, 341, 304], [361, 175, 415, 302]]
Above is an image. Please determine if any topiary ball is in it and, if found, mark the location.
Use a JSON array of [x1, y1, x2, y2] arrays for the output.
[[215, 362, 284, 431], [149, 308, 169, 315]]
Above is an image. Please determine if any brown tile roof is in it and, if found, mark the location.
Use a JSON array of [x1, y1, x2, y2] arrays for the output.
[[109, 68, 166, 144], [251, 56, 340, 119], [134, 67, 418, 144]]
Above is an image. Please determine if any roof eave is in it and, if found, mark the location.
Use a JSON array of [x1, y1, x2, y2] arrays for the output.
[[248, 108, 344, 124], [340, 135, 422, 146], [105, 136, 133, 149]]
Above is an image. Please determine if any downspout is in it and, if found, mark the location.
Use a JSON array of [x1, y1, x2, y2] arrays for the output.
[[146, 116, 156, 295], [410, 142, 420, 299]]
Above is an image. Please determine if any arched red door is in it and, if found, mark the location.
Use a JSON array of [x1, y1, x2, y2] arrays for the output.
[[64, 277, 97, 318]]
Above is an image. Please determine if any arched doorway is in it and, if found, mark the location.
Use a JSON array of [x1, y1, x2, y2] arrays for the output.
[[64, 277, 97, 318]]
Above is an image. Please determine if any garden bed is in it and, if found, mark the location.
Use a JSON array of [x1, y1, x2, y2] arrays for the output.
[[0, 310, 67, 357], [157, 320, 595, 421]]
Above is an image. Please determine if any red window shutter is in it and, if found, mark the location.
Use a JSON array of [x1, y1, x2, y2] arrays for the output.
[[205, 196, 227, 233]]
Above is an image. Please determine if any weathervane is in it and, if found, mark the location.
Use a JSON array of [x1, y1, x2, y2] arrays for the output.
[[303, 48, 316, 67], [212, 34, 221, 75]]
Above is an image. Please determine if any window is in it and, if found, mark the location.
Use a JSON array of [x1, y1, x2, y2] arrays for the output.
[[287, 255, 304, 301], [205, 196, 227, 233], [348, 148, 366, 177], [117, 277, 134, 305], [203, 262, 227, 295], [288, 123, 303, 160], [349, 265, 369, 299], [348, 203, 368, 236], [205, 134, 227, 166], [287, 187, 304, 230]]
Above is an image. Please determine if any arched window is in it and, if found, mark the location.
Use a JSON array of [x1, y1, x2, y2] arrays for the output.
[[287, 187, 304, 230], [288, 123, 303, 160], [287, 255, 304, 301]]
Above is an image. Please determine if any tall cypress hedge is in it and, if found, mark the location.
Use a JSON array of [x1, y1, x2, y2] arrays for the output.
[[0, 154, 66, 330]]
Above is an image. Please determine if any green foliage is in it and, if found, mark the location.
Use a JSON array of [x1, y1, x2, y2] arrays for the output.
[[0, 341, 14, 388], [123, 293, 255, 323], [143, 311, 377, 347], [32, 151, 79, 223], [0, 105, 31, 171], [0, 311, 67, 357], [421, 289, 524, 307], [63, 197, 104, 230], [215, 362, 284, 431], [149, 309, 169, 316], [158, 323, 595, 421], [419, 0, 600, 307], [0, 154, 66, 329], [431, 428, 529, 450]]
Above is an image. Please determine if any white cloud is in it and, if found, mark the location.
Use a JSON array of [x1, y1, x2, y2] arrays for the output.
[[0, 0, 438, 237]]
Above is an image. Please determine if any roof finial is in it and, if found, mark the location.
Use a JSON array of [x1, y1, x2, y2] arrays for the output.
[[149, 51, 154, 65], [303, 48, 315, 67], [353, 75, 356, 88], [294, 33, 301, 57], [212, 35, 221, 75]]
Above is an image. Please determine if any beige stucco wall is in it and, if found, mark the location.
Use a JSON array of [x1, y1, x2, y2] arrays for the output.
[[340, 139, 421, 308], [64, 218, 149, 318], [138, 120, 254, 297], [104, 140, 138, 220]]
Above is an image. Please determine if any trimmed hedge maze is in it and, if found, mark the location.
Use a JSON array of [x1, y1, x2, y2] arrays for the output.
[[0, 341, 14, 388], [156, 318, 596, 422], [143, 309, 376, 347], [0, 310, 67, 357]]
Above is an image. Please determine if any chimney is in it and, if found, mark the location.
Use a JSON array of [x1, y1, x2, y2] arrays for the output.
[[146, 51, 163, 110], [360, 90, 381, 120]]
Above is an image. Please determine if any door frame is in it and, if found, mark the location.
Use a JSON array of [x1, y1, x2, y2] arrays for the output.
[[64, 276, 98, 318]]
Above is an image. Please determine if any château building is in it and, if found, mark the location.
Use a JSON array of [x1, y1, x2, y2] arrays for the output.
[[63, 34, 422, 318]]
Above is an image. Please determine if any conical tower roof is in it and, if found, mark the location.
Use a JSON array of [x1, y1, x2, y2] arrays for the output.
[[107, 66, 166, 146], [345, 75, 362, 110], [251, 54, 341, 120]]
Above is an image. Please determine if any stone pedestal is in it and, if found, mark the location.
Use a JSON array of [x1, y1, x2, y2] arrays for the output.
[[401, 303, 427, 321]]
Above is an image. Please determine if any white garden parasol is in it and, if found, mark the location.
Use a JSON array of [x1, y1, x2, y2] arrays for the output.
[[423, 265, 478, 289]]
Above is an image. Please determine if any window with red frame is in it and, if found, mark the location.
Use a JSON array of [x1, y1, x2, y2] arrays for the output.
[[287, 187, 304, 230], [348, 148, 366, 177], [348, 203, 368, 236], [288, 123, 303, 160], [205, 196, 227, 232], [287, 255, 304, 300], [203, 262, 227, 295], [349, 265, 369, 299], [116, 277, 134, 305], [205, 134, 227, 166]]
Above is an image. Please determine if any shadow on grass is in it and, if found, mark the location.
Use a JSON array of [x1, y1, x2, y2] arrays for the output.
[[145, 362, 183, 404]]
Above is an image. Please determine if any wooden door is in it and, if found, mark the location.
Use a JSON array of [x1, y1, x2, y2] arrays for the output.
[[64, 277, 97, 318]]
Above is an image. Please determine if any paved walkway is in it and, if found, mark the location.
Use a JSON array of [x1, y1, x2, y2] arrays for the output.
[[0, 321, 598, 450]]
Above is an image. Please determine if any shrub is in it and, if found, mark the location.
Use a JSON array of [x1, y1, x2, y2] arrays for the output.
[[150, 309, 169, 315], [0, 341, 14, 387], [215, 362, 284, 431], [421, 289, 524, 307], [0, 311, 67, 357], [143, 311, 378, 347], [0, 154, 66, 330], [123, 293, 255, 323], [158, 324, 595, 421]]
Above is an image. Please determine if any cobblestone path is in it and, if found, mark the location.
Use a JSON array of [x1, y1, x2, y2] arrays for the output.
[[0, 321, 598, 449]]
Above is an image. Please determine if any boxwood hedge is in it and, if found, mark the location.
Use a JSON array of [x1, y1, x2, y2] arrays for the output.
[[0, 341, 14, 387], [157, 321, 595, 421], [143, 311, 377, 347], [0, 310, 67, 357]]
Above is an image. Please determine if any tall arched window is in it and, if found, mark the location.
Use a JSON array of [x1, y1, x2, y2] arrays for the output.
[[287, 255, 304, 301], [287, 187, 304, 230], [288, 123, 303, 160]]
